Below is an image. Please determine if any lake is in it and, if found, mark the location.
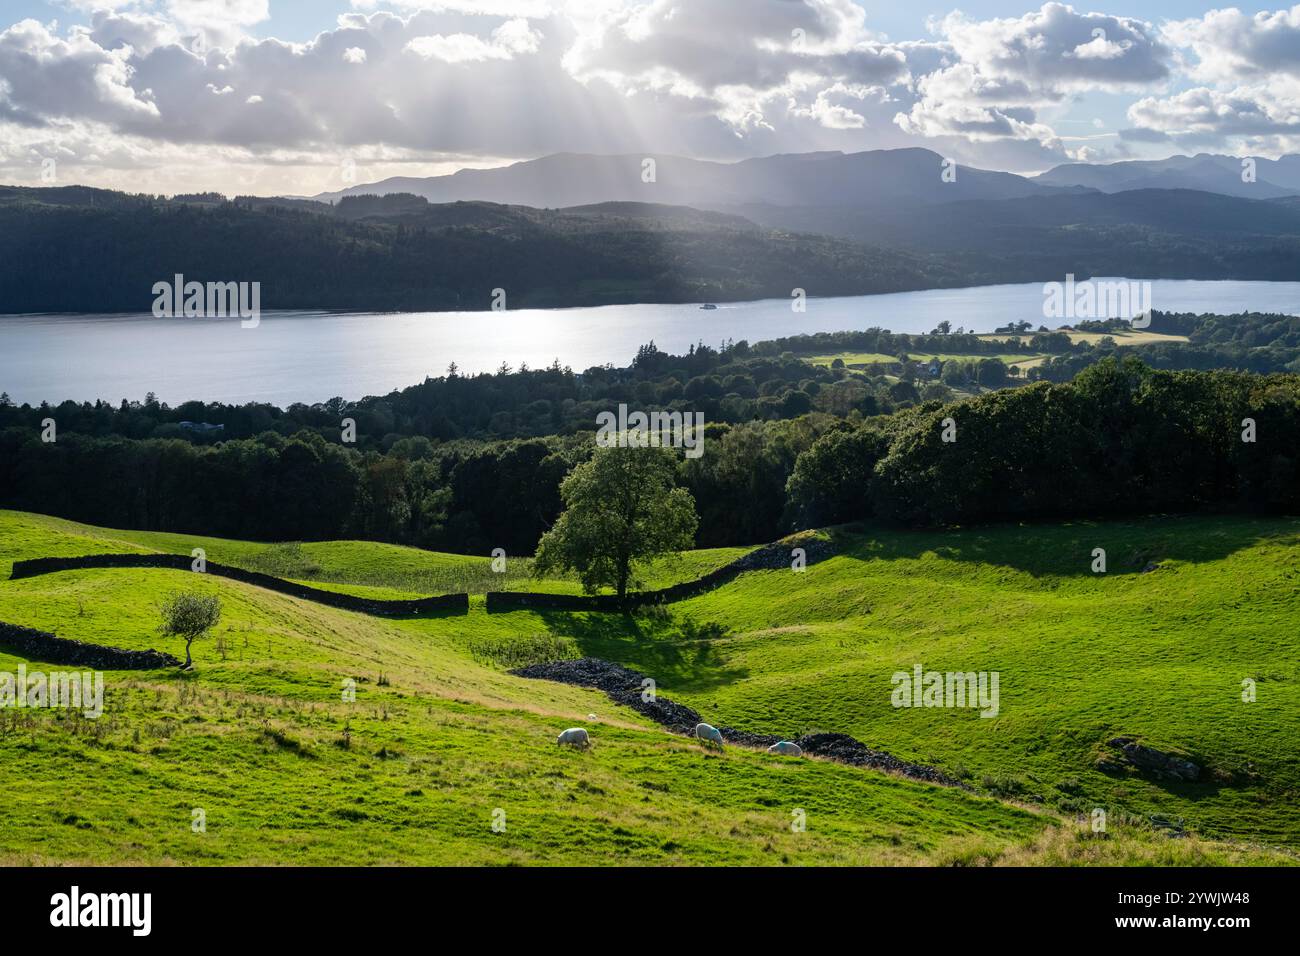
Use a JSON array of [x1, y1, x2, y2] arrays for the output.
[[2, 278, 1297, 407]]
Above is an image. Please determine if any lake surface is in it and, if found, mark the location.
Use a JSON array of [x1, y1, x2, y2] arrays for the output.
[[3, 278, 1297, 407]]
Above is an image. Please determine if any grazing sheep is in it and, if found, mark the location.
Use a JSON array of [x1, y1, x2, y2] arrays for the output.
[[587, 713, 598, 720], [767, 741, 803, 757], [694, 722, 725, 751], [556, 727, 591, 749]]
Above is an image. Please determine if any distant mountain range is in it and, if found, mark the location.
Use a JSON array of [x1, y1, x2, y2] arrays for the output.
[[303, 148, 1300, 283], [311, 147, 1300, 209], [1033, 153, 1300, 199], [310, 148, 1080, 209]]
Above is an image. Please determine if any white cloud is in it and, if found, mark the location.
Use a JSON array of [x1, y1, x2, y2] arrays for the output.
[[1125, 6, 1300, 151], [1128, 81, 1300, 139], [0, 1, 923, 169], [791, 83, 883, 130], [1070, 34, 1129, 61], [13, 0, 1285, 190], [565, 0, 907, 134], [894, 3, 1170, 147], [406, 17, 541, 63], [933, 3, 1169, 90], [164, 0, 269, 48], [0, 18, 160, 125], [350, 0, 556, 14], [1164, 5, 1300, 83]]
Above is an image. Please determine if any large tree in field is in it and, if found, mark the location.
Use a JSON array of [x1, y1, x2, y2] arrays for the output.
[[533, 446, 697, 599]]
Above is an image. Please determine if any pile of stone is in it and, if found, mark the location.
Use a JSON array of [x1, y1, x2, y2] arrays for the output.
[[790, 732, 964, 787], [514, 658, 704, 733], [514, 656, 962, 787]]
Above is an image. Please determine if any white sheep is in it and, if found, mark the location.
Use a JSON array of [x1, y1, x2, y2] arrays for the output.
[[694, 722, 725, 751], [767, 741, 803, 757], [556, 727, 591, 749]]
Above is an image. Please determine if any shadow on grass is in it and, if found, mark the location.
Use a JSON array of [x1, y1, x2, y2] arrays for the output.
[[829, 514, 1300, 579], [538, 610, 748, 694], [382, 605, 470, 622]]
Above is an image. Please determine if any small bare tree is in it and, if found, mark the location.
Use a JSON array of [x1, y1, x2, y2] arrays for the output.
[[159, 592, 222, 670]]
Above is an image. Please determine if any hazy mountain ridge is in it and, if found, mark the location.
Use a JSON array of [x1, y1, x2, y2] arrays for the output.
[[1034, 152, 1300, 199], [313, 147, 1300, 209], [309, 148, 1080, 209], [704, 187, 1300, 285], [301, 148, 1300, 281]]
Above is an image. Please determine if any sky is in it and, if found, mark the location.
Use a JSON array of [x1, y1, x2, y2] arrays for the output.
[[4, 0, 1300, 195]]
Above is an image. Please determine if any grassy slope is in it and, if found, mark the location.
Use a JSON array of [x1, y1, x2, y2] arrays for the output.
[[808, 351, 1049, 368], [805, 331, 1192, 373], [0, 510, 1293, 865], [0, 513, 745, 597], [563, 516, 1300, 845], [977, 330, 1191, 346]]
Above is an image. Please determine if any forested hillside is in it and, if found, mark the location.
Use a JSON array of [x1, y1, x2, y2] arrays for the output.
[[0, 186, 954, 313], [723, 189, 1300, 284], [9, 180, 1300, 314]]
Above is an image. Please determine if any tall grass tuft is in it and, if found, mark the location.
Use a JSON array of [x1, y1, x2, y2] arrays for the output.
[[468, 633, 579, 669]]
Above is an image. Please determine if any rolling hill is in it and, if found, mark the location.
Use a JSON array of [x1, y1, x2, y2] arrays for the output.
[[296, 148, 1300, 289], [10, 174, 1300, 317], [0, 187, 957, 314], [0, 509, 1295, 865], [722, 188, 1300, 283]]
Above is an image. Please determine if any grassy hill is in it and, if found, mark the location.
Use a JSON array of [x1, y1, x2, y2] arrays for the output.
[[0, 510, 1294, 865], [0, 513, 747, 598], [585, 516, 1300, 845]]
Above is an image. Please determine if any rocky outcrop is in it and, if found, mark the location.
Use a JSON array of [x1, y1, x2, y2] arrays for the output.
[[512, 656, 963, 788], [1097, 736, 1201, 782], [0, 620, 180, 670]]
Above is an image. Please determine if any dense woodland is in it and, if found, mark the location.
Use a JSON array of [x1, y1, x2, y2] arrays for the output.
[[2, 309, 1297, 551], [790, 358, 1299, 528], [731, 187, 1300, 284], [1033, 311, 1300, 380], [0, 186, 956, 313]]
